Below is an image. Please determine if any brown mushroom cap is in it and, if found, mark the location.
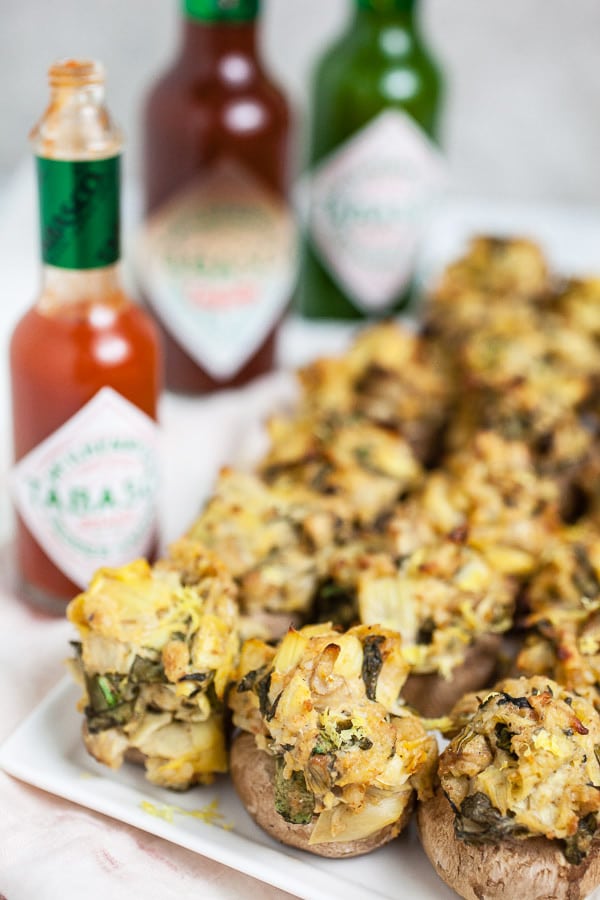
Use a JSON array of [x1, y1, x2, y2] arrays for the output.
[[401, 633, 501, 718], [417, 788, 600, 900], [230, 731, 412, 858]]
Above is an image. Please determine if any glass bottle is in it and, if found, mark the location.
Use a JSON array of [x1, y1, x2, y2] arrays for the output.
[[10, 60, 162, 614], [296, 0, 445, 320], [139, 0, 295, 394]]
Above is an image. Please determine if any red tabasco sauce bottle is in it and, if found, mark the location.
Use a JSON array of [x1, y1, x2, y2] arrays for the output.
[[138, 0, 295, 393], [10, 60, 162, 613]]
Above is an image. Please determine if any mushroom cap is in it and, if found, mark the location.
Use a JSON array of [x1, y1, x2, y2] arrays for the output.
[[402, 633, 501, 718], [230, 732, 413, 858], [417, 788, 600, 900]]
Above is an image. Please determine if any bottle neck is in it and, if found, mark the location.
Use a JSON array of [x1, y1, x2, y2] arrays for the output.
[[355, 0, 416, 12], [36, 154, 121, 274], [183, 0, 259, 24], [32, 61, 125, 308], [39, 264, 123, 312], [180, 15, 258, 63], [355, 0, 416, 24]]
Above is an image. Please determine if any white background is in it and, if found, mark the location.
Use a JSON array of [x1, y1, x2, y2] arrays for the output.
[[2, 0, 600, 202]]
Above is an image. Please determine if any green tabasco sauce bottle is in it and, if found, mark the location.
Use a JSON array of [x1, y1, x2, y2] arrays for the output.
[[296, 0, 445, 320]]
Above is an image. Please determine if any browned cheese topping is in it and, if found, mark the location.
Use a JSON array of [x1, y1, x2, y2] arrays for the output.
[[229, 624, 437, 844], [441, 676, 600, 863]]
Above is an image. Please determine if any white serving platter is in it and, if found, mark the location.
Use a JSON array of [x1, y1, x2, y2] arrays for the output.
[[0, 678, 455, 900]]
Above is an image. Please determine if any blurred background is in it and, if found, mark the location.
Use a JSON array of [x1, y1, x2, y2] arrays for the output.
[[2, 0, 600, 203], [2, 0, 600, 546]]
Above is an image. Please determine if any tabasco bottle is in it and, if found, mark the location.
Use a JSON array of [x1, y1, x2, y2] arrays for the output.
[[138, 0, 295, 393], [296, 0, 445, 319], [10, 60, 162, 614]]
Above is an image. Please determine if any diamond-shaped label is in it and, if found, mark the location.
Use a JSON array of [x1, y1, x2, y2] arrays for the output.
[[136, 161, 297, 380], [11, 388, 160, 589], [307, 110, 447, 312]]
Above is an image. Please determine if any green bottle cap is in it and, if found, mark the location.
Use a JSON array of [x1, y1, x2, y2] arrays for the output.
[[184, 0, 259, 22], [356, 0, 416, 11]]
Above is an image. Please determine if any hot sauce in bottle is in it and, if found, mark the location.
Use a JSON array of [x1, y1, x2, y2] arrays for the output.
[[10, 60, 162, 614], [138, 0, 295, 394], [296, 0, 445, 320]]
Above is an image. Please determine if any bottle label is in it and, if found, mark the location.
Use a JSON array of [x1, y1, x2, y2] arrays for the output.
[[304, 110, 446, 313], [184, 0, 259, 22], [136, 162, 297, 380], [37, 155, 120, 270], [11, 388, 160, 590]]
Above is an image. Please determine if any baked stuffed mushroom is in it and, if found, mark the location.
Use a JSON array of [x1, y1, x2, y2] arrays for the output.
[[297, 321, 453, 464], [356, 540, 517, 716], [418, 676, 600, 900], [426, 236, 550, 348], [228, 624, 437, 857], [517, 525, 600, 712], [67, 549, 239, 789], [415, 430, 560, 576], [186, 467, 355, 639]]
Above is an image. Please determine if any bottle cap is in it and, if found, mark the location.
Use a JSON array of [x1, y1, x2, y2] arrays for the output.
[[356, 0, 416, 11], [183, 0, 259, 22]]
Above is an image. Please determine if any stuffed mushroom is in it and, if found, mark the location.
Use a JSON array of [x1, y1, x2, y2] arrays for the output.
[[418, 676, 600, 900], [229, 623, 438, 857]]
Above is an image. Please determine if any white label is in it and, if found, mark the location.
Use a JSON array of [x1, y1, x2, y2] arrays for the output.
[[11, 388, 160, 589], [136, 161, 297, 380], [306, 110, 447, 313]]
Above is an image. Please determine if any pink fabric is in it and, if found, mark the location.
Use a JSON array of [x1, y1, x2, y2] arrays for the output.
[[0, 548, 292, 900]]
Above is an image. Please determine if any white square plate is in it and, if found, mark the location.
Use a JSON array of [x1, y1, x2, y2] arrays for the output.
[[0, 678, 454, 900]]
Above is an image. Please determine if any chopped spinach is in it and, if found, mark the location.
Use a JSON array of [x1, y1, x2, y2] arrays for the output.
[[312, 733, 336, 756], [497, 692, 533, 711], [86, 673, 124, 712], [494, 723, 518, 759], [416, 618, 435, 646], [563, 813, 598, 865], [362, 635, 385, 701], [454, 792, 528, 844], [236, 665, 267, 694], [573, 545, 600, 600], [84, 673, 136, 732], [179, 671, 214, 685], [256, 671, 281, 721], [129, 654, 164, 684], [86, 701, 135, 734], [274, 758, 315, 825]]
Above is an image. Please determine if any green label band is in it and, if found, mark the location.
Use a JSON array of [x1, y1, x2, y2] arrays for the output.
[[184, 0, 259, 22], [37, 156, 120, 270]]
